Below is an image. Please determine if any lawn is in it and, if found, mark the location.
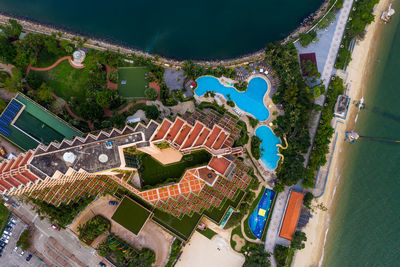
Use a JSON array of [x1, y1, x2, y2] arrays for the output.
[[0, 202, 10, 233], [138, 150, 211, 187], [29, 60, 90, 100], [118, 67, 149, 99], [196, 228, 217, 240], [111, 197, 151, 235]]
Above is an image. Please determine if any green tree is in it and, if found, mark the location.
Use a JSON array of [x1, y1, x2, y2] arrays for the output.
[[0, 98, 6, 113], [36, 83, 54, 106], [0, 36, 16, 63], [3, 68, 23, 92], [17, 229, 31, 251], [251, 136, 262, 160], [244, 243, 271, 267], [3, 19, 22, 40], [144, 87, 158, 100], [291, 231, 307, 250]]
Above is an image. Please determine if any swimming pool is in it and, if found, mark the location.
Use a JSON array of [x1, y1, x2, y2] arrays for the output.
[[255, 126, 281, 170], [195, 76, 270, 121], [249, 188, 275, 239]]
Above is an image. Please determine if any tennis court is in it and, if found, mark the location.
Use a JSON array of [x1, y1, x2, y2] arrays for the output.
[[13, 112, 64, 144], [117, 67, 149, 98], [0, 94, 82, 150]]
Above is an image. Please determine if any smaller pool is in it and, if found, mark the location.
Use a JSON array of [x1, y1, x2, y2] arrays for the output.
[[249, 188, 275, 239], [220, 207, 234, 228], [255, 126, 281, 170]]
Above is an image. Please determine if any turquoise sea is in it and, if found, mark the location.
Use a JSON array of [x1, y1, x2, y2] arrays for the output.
[[323, 2, 400, 266], [0, 0, 323, 60]]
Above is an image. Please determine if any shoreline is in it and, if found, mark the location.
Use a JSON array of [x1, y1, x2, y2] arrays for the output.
[[0, 1, 329, 68], [292, 0, 392, 266]]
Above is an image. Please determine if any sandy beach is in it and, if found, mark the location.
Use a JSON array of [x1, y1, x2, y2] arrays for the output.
[[292, 0, 391, 266]]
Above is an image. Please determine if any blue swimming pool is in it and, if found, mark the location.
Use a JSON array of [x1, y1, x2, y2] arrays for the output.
[[195, 76, 270, 121], [249, 188, 275, 239], [255, 126, 281, 170]]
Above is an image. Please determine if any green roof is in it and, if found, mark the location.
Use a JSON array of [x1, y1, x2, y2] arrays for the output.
[[112, 197, 151, 235]]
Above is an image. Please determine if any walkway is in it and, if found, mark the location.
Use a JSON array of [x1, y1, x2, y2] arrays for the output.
[[25, 56, 95, 131], [105, 64, 118, 89], [26, 56, 84, 76], [239, 183, 264, 245], [296, 0, 354, 166]]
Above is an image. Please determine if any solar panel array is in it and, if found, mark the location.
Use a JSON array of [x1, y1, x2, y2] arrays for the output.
[[0, 101, 22, 137]]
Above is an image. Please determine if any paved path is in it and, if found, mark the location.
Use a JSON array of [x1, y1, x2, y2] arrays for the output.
[[105, 64, 118, 89], [26, 56, 84, 76]]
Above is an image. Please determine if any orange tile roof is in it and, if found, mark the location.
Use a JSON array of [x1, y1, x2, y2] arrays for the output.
[[194, 128, 211, 147], [208, 157, 231, 175], [212, 132, 228, 150], [166, 118, 185, 141], [175, 125, 192, 146], [153, 120, 172, 141], [182, 123, 204, 149], [204, 126, 222, 148], [0, 180, 11, 190], [279, 191, 304, 240], [3, 158, 15, 173]]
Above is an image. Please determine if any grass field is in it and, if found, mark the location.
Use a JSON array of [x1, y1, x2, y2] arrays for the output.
[[30, 60, 90, 100], [139, 150, 211, 187], [196, 228, 217, 239], [111, 197, 151, 235], [117, 67, 149, 98], [0, 202, 10, 233]]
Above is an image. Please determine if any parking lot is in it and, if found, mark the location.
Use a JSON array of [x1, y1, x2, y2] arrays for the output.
[[0, 215, 47, 267]]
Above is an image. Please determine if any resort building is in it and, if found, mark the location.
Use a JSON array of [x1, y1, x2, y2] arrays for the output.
[[279, 190, 304, 240], [0, 111, 250, 218]]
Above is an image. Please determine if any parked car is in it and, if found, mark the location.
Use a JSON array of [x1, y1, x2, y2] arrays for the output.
[[14, 246, 18, 252], [10, 202, 19, 208], [26, 254, 32, 261], [19, 250, 25, 256], [51, 224, 59, 231], [108, 201, 118, 205], [10, 217, 17, 223], [99, 262, 106, 267]]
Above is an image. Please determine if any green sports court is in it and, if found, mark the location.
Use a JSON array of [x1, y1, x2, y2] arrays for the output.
[[117, 67, 149, 98]]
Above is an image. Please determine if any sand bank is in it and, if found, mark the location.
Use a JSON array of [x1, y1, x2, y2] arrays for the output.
[[292, 0, 391, 266]]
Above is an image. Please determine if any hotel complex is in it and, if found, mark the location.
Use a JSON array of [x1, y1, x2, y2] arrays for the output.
[[0, 104, 253, 219]]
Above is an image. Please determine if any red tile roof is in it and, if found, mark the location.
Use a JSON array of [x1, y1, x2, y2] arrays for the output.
[[193, 128, 210, 147], [212, 132, 228, 150], [208, 157, 231, 175], [175, 125, 192, 146], [153, 120, 172, 141], [166, 118, 185, 141], [204, 126, 222, 148], [279, 191, 304, 240], [182, 123, 203, 149]]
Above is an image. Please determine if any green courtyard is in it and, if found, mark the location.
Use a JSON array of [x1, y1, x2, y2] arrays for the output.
[[111, 197, 151, 235], [117, 67, 149, 99], [29, 60, 90, 101], [136, 150, 211, 188]]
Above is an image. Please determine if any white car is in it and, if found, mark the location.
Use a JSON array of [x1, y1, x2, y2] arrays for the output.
[[19, 250, 24, 256], [14, 246, 18, 252]]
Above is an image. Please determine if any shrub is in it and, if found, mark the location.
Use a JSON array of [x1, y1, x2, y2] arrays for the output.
[[227, 100, 235, 107], [108, 70, 118, 83], [78, 216, 110, 245], [17, 229, 31, 251], [145, 87, 158, 100], [234, 81, 248, 91], [247, 116, 259, 128], [251, 136, 262, 160], [299, 30, 317, 47]]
